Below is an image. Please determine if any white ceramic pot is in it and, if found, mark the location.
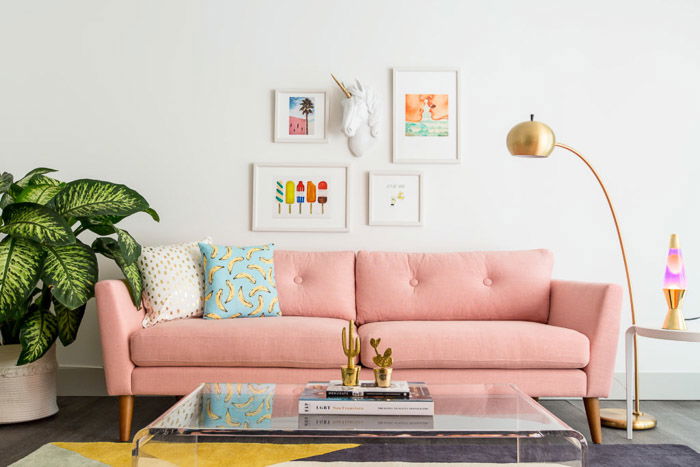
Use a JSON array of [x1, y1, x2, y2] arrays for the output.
[[0, 344, 58, 423]]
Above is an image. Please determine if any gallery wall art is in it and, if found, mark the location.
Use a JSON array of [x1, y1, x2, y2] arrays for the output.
[[253, 164, 349, 232], [274, 90, 328, 143], [369, 171, 423, 226], [392, 68, 460, 164]]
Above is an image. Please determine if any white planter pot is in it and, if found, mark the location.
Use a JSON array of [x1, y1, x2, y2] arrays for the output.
[[0, 344, 58, 424]]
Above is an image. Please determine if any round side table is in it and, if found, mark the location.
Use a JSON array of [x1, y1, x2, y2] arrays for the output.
[[625, 325, 700, 439]]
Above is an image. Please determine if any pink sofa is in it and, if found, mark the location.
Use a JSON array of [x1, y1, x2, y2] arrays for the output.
[[96, 249, 622, 443]]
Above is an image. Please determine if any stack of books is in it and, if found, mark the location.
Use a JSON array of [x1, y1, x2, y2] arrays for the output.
[[298, 380, 434, 416], [299, 414, 434, 429]]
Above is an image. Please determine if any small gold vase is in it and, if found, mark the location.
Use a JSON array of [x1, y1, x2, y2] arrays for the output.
[[341, 365, 360, 386], [373, 367, 392, 388]]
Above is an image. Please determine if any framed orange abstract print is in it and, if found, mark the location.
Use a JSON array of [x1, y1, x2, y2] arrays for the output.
[[392, 68, 460, 164]]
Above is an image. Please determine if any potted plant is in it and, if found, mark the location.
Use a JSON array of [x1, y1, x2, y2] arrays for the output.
[[0, 168, 157, 423], [370, 337, 393, 388]]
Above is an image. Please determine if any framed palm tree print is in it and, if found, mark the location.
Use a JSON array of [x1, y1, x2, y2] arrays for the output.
[[274, 90, 328, 143]]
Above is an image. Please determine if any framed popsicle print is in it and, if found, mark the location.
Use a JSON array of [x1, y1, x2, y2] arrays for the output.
[[392, 68, 460, 164], [252, 163, 350, 232], [368, 171, 423, 226], [273, 90, 329, 143]]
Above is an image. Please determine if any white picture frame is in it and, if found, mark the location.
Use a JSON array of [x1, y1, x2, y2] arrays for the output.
[[273, 90, 329, 143], [392, 68, 460, 164], [368, 171, 423, 226], [252, 163, 349, 232]]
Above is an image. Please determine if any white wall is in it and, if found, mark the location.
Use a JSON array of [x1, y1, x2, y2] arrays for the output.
[[1, 0, 699, 396]]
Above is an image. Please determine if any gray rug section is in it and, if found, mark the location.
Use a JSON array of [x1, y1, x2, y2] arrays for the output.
[[301, 442, 700, 467], [9, 444, 107, 467]]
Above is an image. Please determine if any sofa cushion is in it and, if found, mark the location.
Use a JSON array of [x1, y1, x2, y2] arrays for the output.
[[274, 250, 356, 320], [355, 249, 553, 324], [130, 316, 349, 368], [358, 321, 589, 369]]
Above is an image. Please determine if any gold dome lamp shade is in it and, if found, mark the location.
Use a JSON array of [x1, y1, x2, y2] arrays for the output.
[[506, 114, 556, 157]]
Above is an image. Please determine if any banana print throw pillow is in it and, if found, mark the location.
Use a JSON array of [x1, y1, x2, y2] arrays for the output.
[[199, 243, 281, 319]]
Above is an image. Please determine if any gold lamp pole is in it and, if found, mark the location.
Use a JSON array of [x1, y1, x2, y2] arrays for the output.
[[506, 115, 656, 431]]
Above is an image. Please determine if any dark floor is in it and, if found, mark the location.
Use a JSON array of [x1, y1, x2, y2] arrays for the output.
[[0, 397, 698, 466]]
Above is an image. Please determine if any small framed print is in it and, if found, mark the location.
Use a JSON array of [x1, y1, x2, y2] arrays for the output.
[[274, 90, 328, 143], [392, 68, 460, 163], [252, 163, 349, 232], [369, 171, 423, 226]]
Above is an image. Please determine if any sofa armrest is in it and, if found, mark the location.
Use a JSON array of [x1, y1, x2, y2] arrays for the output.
[[95, 280, 145, 395], [548, 280, 623, 398]]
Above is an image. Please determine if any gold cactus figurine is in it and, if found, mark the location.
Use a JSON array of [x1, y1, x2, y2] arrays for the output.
[[340, 320, 361, 386], [370, 338, 393, 388]]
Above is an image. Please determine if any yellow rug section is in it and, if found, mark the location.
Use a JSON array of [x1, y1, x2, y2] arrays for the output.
[[54, 442, 359, 467]]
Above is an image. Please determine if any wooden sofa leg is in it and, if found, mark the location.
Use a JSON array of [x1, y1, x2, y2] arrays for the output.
[[119, 395, 134, 442], [583, 397, 602, 444]]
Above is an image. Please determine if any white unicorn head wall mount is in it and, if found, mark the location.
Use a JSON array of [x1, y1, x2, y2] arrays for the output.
[[331, 74, 380, 158]]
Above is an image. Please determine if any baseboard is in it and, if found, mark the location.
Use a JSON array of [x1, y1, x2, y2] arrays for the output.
[[58, 367, 107, 396], [607, 372, 700, 400], [57, 367, 700, 399]]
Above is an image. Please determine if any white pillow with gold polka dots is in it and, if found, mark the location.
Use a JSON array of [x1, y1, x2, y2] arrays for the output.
[[138, 238, 212, 327]]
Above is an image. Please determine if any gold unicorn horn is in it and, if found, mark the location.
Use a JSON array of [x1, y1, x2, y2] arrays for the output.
[[331, 73, 352, 98]]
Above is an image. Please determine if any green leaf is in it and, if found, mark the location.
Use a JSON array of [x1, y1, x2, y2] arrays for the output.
[[17, 308, 58, 365], [15, 168, 57, 188], [91, 236, 121, 260], [89, 215, 126, 225], [115, 228, 141, 264], [0, 237, 44, 316], [54, 299, 85, 346], [0, 193, 14, 209], [78, 219, 115, 236], [8, 183, 23, 198], [92, 236, 142, 307], [119, 261, 143, 306], [0, 203, 75, 245], [15, 184, 64, 205], [143, 207, 160, 222], [51, 179, 149, 218], [26, 174, 62, 187], [42, 243, 98, 309], [91, 237, 141, 303], [0, 172, 12, 194]]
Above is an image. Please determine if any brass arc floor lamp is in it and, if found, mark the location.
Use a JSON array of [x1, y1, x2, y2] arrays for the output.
[[506, 115, 656, 431]]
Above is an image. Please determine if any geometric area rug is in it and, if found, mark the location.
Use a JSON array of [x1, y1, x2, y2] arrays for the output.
[[10, 442, 700, 467]]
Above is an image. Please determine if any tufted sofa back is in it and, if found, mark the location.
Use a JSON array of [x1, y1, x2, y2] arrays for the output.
[[355, 249, 554, 324], [274, 250, 356, 321]]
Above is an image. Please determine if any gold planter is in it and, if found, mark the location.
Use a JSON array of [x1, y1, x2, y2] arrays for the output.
[[340, 365, 360, 386], [373, 367, 392, 388]]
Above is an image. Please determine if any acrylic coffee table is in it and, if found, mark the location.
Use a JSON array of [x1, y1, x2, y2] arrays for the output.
[[132, 382, 587, 466]]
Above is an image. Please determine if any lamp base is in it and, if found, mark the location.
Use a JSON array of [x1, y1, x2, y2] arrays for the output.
[[662, 289, 687, 330], [662, 308, 687, 331], [600, 408, 657, 430]]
